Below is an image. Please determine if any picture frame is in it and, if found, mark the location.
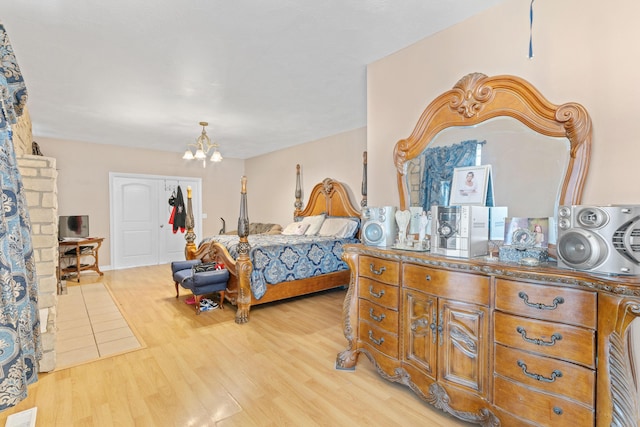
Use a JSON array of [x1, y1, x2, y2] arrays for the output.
[[408, 206, 424, 235], [449, 165, 492, 206], [504, 217, 549, 248]]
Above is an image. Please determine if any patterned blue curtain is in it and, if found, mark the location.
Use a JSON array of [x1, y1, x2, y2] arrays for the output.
[[420, 140, 485, 210], [0, 22, 41, 410]]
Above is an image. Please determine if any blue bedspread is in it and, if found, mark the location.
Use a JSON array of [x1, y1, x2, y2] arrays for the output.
[[200, 234, 358, 299]]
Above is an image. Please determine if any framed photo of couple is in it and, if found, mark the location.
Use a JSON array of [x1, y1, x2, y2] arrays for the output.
[[504, 217, 549, 248], [449, 165, 493, 206]]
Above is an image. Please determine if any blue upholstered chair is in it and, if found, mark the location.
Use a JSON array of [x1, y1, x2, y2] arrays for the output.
[[171, 260, 229, 315]]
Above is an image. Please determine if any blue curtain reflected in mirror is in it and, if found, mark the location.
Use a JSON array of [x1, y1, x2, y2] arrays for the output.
[[418, 140, 485, 210]]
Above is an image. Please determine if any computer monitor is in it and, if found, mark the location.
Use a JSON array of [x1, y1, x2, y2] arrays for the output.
[[58, 215, 89, 239]]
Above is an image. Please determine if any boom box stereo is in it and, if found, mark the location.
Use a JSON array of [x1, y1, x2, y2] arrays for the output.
[[430, 205, 489, 258], [556, 205, 640, 275], [362, 206, 397, 247]]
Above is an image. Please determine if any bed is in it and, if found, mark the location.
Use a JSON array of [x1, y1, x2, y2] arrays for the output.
[[187, 165, 364, 323]]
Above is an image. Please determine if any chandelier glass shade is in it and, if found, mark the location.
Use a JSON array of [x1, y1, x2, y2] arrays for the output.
[[183, 121, 223, 167]]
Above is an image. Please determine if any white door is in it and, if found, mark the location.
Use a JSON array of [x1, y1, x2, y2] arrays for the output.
[[110, 173, 202, 269], [159, 179, 196, 264]]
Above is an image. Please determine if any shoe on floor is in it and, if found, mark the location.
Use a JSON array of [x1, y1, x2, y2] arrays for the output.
[[199, 301, 218, 311]]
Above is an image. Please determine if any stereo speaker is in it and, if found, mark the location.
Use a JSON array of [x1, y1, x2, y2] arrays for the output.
[[362, 206, 397, 247], [556, 205, 640, 275]]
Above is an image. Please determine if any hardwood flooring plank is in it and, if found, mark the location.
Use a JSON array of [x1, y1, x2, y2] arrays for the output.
[[0, 264, 470, 426]]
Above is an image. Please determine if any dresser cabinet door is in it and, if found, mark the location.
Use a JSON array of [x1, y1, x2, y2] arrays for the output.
[[439, 298, 490, 395], [404, 289, 489, 395], [404, 289, 438, 378]]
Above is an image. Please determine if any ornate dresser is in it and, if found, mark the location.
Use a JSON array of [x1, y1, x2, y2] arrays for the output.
[[337, 74, 640, 426], [337, 246, 640, 426]]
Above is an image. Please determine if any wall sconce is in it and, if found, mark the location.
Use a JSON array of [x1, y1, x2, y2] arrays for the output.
[[182, 121, 223, 167]]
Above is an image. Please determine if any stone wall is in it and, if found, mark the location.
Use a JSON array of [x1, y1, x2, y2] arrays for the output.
[[17, 155, 58, 372], [12, 106, 59, 371]]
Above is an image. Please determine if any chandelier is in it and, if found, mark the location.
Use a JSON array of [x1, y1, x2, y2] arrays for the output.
[[182, 121, 223, 167]]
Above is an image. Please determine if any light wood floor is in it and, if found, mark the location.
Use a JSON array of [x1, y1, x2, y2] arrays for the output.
[[0, 264, 471, 426]]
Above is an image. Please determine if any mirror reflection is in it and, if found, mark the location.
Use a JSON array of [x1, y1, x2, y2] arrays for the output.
[[405, 117, 569, 218]]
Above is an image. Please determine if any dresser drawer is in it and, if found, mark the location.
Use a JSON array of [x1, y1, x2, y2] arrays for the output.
[[359, 255, 399, 285], [494, 344, 595, 406], [358, 298, 398, 334], [495, 279, 597, 328], [403, 263, 490, 306], [494, 311, 595, 368], [359, 320, 399, 359], [358, 277, 399, 309], [494, 375, 594, 427]]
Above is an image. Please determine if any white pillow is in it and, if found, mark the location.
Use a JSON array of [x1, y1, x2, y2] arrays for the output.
[[300, 214, 326, 235], [318, 218, 359, 238], [282, 222, 310, 236]]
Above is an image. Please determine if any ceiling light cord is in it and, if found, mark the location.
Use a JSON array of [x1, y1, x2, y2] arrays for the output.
[[528, 0, 535, 59]]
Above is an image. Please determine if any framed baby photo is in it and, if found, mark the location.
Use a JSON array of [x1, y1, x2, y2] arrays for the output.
[[449, 165, 492, 206]]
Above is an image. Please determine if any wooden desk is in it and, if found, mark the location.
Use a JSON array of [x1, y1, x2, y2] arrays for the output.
[[58, 237, 104, 282]]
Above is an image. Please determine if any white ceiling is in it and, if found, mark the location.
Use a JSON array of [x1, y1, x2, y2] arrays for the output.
[[1, 1, 504, 159]]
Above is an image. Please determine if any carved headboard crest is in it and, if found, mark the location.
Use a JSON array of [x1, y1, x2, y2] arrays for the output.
[[322, 178, 335, 196]]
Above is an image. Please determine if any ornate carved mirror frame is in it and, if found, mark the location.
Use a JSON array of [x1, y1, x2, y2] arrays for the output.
[[394, 73, 592, 212]]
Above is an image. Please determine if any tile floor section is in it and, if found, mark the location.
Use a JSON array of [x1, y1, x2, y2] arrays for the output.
[[56, 282, 142, 369]]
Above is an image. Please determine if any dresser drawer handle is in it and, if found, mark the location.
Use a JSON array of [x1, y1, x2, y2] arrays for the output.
[[516, 326, 563, 346], [369, 263, 386, 275], [369, 308, 386, 322], [368, 330, 384, 346], [430, 311, 438, 344], [518, 291, 565, 310], [517, 360, 563, 383], [425, 274, 431, 281], [368, 286, 385, 299], [553, 407, 563, 416]]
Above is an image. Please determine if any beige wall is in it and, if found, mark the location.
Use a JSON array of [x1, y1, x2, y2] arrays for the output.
[[367, 0, 640, 208], [41, 0, 637, 268], [41, 137, 244, 267], [39, 127, 366, 268], [244, 127, 367, 227]]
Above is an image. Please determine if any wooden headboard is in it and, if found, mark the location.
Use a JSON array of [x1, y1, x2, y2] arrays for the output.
[[295, 177, 361, 219], [292, 160, 362, 219]]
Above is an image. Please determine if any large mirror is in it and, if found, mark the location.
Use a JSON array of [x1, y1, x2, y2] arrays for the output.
[[394, 73, 592, 233], [404, 117, 569, 218]]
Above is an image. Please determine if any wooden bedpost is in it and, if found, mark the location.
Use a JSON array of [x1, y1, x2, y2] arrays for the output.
[[294, 164, 302, 217], [184, 185, 197, 260], [361, 151, 367, 209], [235, 176, 253, 324]]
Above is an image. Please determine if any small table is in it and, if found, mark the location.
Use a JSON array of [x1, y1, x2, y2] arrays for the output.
[[58, 237, 104, 283]]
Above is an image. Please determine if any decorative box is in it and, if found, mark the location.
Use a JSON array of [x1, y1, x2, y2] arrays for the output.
[[498, 245, 549, 264]]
